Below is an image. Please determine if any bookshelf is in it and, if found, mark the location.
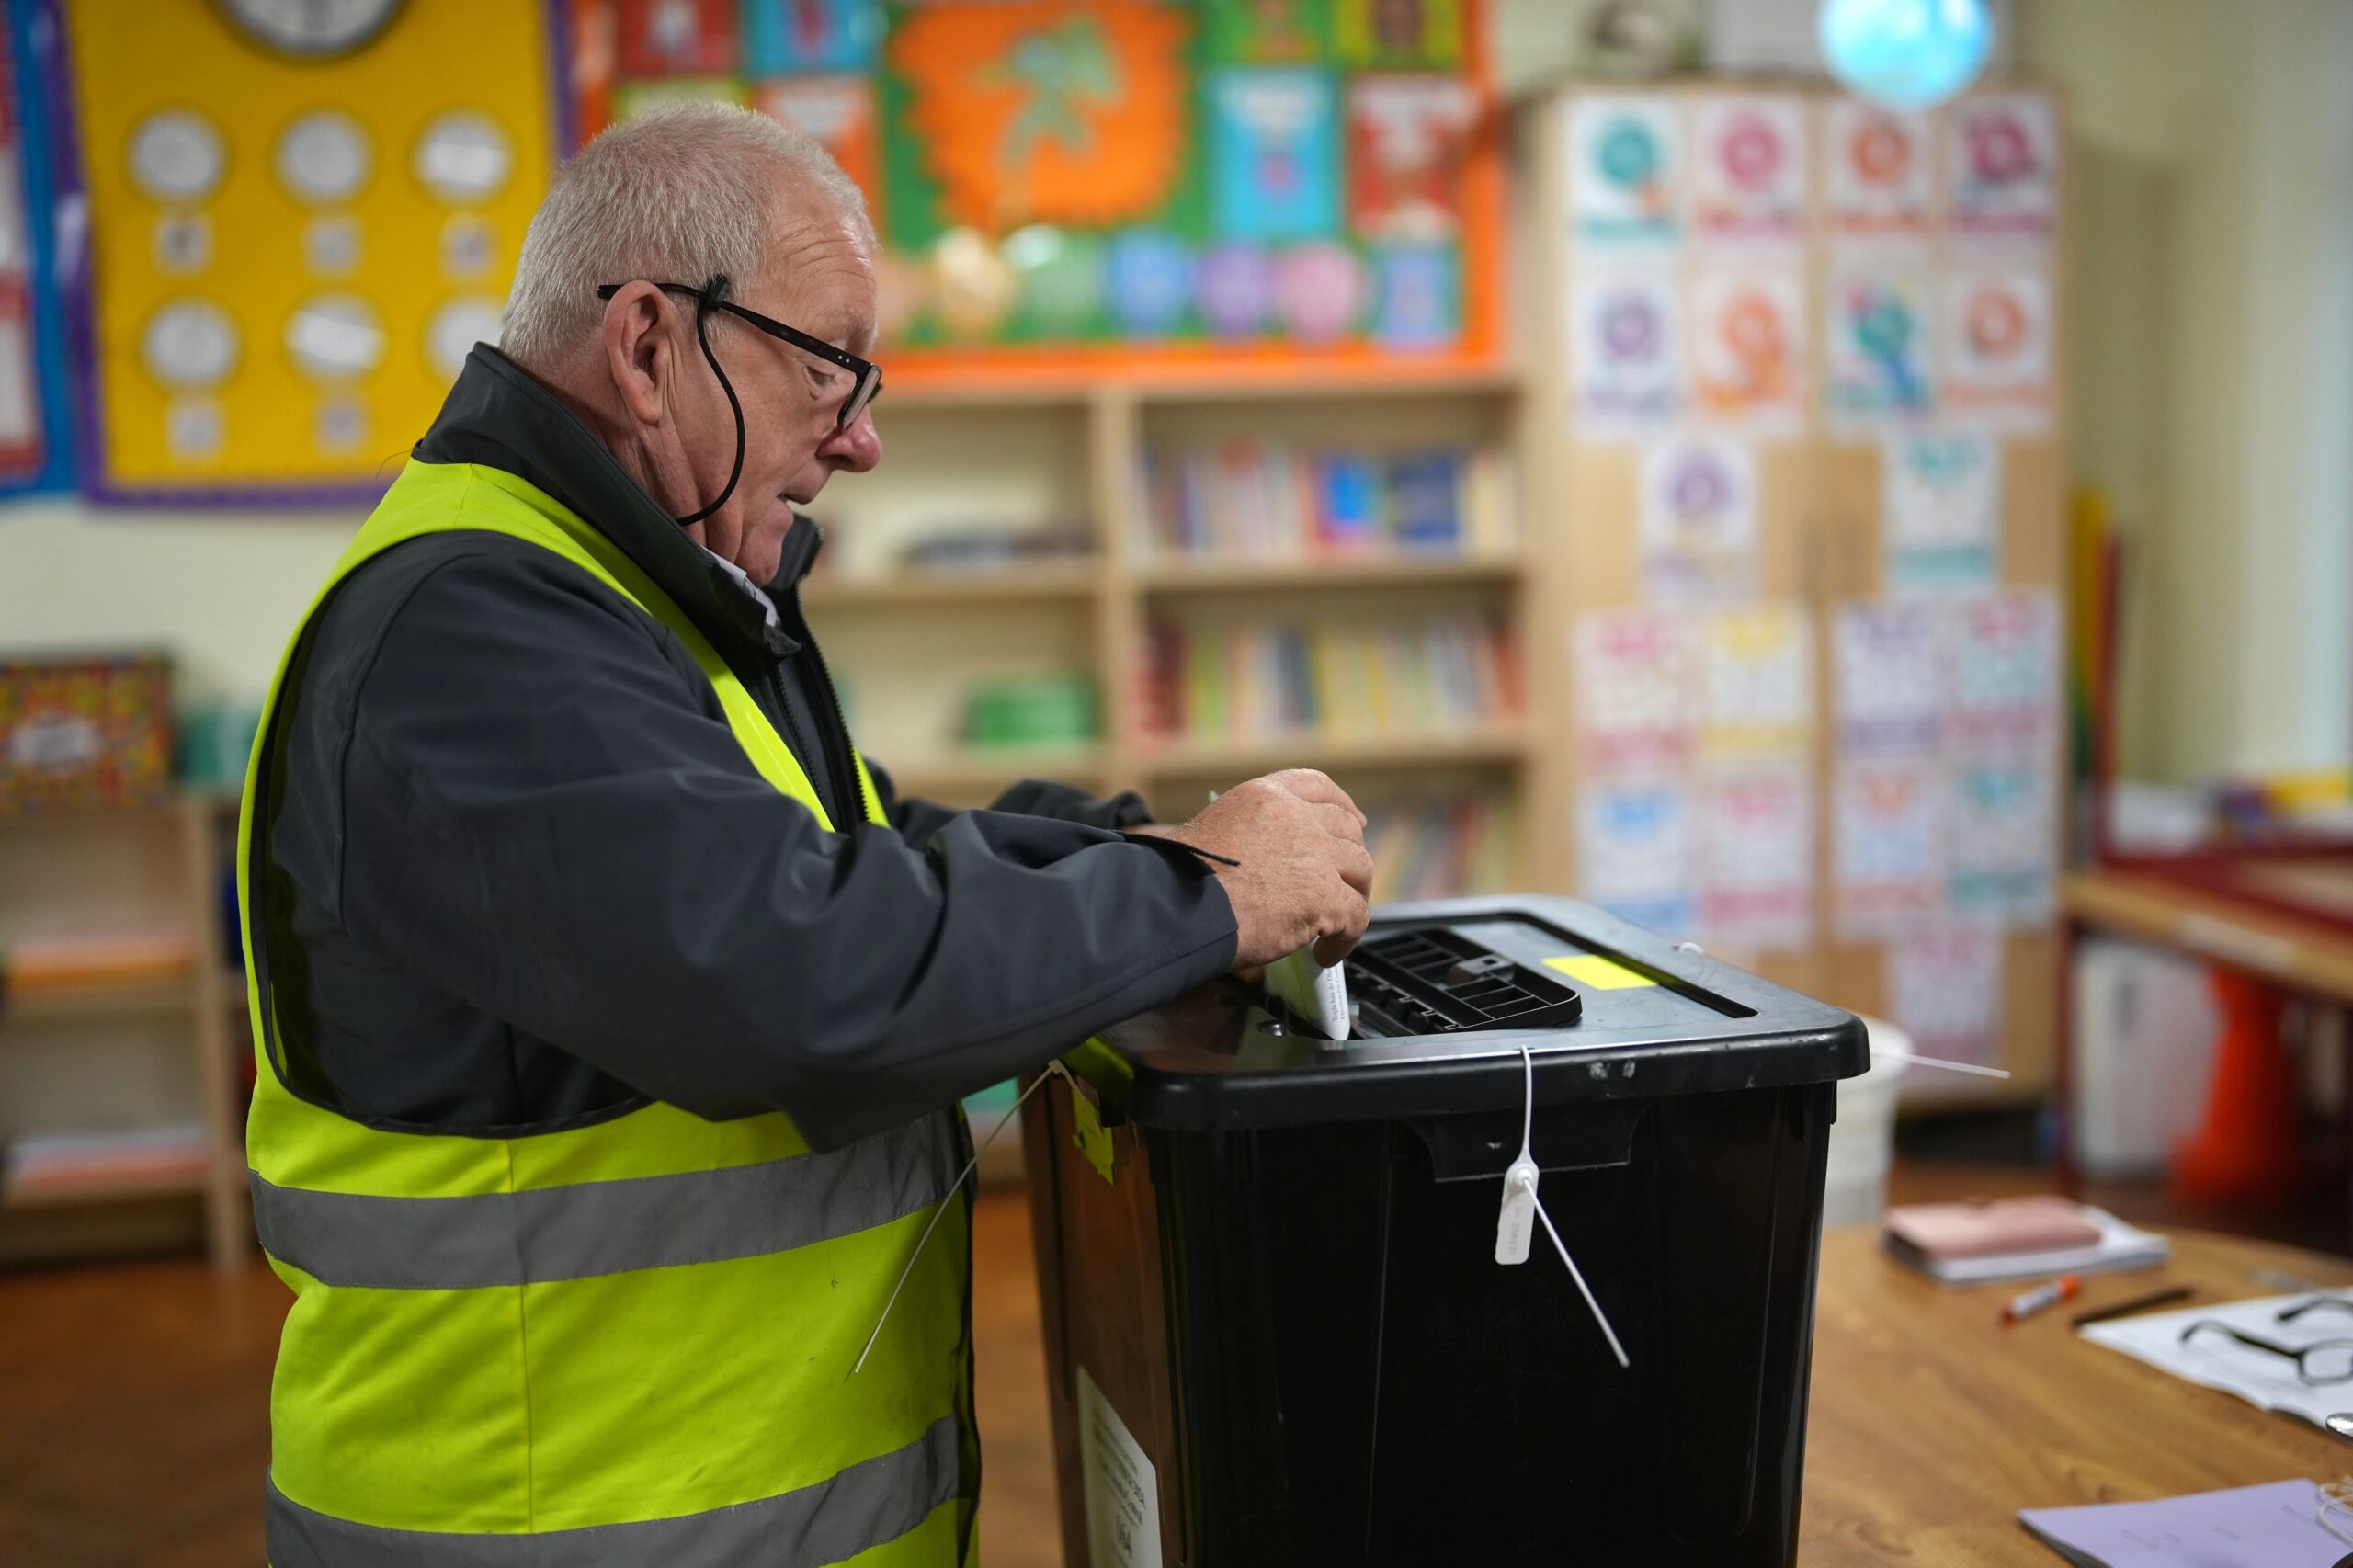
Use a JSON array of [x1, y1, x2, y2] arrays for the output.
[[806, 376, 1558, 893], [0, 793, 249, 1271]]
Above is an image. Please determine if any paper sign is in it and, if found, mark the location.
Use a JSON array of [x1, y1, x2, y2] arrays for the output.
[[1884, 428, 2000, 590], [1688, 94, 1806, 245], [1941, 265, 2053, 432], [1078, 1367, 1164, 1568], [1568, 269, 1679, 437], [1699, 763, 1814, 949], [1347, 74, 1479, 241], [1208, 69, 1342, 243], [1566, 93, 1679, 248], [1825, 255, 1936, 434], [1835, 759, 1945, 935], [1887, 923, 2005, 1069], [1700, 603, 1813, 758], [1577, 777, 1699, 937], [1949, 588, 2060, 746], [1574, 608, 1695, 770], [1640, 435, 1758, 601], [1947, 747, 2056, 924], [1688, 263, 1805, 432], [1946, 92, 2058, 244], [1834, 598, 1942, 756], [1824, 100, 1933, 241]]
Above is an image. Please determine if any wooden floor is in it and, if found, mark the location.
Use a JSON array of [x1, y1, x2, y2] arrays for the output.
[[0, 1165, 2337, 1565]]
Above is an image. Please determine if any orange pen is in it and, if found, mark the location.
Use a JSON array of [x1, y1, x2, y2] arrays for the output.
[[2001, 1275, 2083, 1324]]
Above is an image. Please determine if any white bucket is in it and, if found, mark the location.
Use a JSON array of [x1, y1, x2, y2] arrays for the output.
[[1822, 1016, 1911, 1229]]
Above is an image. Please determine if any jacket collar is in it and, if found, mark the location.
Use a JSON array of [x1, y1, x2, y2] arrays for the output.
[[413, 347, 815, 660]]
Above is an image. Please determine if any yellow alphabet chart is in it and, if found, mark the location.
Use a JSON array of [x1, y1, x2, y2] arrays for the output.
[[49, 0, 556, 498]]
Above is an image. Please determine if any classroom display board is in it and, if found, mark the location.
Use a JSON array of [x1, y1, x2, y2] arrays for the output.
[[1540, 82, 2067, 1096], [0, 6, 73, 494], [41, 0, 560, 500], [570, 0, 1503, 379]]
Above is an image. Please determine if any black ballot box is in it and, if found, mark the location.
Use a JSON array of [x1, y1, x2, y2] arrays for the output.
[[1017, 895, 1868, 1568]]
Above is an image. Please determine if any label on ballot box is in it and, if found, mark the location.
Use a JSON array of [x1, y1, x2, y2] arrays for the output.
[[1078, 1367, 1163, 1568]]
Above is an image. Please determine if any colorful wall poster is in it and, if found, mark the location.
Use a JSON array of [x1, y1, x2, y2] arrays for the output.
[[1824, 98, 1932, 243], [1940, 263, 2053, 432], [49, 0, 559, 499], [753, 76, 881, 209], [1205, 0, 1329, 64], [617, 0, 739, 76], [1946, 746, 2055, 924], [1573, 607, 1694, 771], [1567, 268, 1678, 437], [1834, 757, 1945, 936], [1699, 762, 1814, 949], [1577, 776, 1699, 937], [1884, 427, 2000, 590], [1565, 92, 1678, 249], [1886, 923, 2005, 1071], [1688, 262, 1804, 431], [1833, 598, 1942, 756], [1347, 74, 1478, 242], [742, 0, 882, 73], [1948, 588, 2060, 746], [1824, 252, 1936, 435], [1699, 602, 1813, 760], [1945, 91, 2058, 245], [1687, 92, 1805, 246], [1639, 434, 1758, 602], [0, 3, 72, 494], [1335, 0, 1463, 68], [1208, 68, 1342, 242]]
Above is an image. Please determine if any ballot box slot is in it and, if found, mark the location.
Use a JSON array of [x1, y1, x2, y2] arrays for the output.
[[1342, 925, 1584, 1036]]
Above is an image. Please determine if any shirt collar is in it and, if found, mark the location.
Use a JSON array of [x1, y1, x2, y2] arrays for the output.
[[412, 346, 822, 659]]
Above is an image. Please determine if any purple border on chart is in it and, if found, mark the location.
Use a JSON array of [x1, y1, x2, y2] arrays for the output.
[[33, 0, 574, 510]]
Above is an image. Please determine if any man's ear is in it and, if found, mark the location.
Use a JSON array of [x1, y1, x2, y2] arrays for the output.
[[601, 282, 674, 428]]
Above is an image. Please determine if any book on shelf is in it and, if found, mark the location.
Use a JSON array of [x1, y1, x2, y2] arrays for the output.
[[1139, 441, 1517, 562], [1139, 616, 1519, 743], [2, 1123, 214, 1199], [1365, 794, 1518, 904], [1, 928, 197, 994]]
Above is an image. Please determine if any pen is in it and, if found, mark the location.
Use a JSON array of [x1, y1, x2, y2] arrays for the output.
[[2001, 1275, 2081, 1324], [2070, 1284, 2193, 1328]]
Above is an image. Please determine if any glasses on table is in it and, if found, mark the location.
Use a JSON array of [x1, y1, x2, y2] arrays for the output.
[[2283, 1297, 2353, 1326], [595, 278, 884, 431], [2180, 1320, 2353, 1384]]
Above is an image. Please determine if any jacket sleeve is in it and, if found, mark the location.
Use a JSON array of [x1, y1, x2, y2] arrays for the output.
[[868, 762, 1156, 849], [334, 546, 1238, 1149]]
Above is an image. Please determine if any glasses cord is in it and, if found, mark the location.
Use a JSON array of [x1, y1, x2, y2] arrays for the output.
[[674, 275, 745, 527]]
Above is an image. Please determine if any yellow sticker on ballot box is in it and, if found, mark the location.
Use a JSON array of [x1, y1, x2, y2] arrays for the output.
[[1545, 954, 1660, 990]]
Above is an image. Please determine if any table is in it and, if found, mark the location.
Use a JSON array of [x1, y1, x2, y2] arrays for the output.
[[1800, 1224, 2353, 1564]]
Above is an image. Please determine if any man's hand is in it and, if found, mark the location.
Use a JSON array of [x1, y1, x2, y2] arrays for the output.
[[1165, 769, 1372, 970]]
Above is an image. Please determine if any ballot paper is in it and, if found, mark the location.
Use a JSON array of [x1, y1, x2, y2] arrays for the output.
[[2082, 1290, 2353, 1439], [2020, 1480, 2349, 1568]]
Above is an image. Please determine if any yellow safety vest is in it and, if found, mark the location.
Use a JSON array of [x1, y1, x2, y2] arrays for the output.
[[238, 459, 975, 1567]]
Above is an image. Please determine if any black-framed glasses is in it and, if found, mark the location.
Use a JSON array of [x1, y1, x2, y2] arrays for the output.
[[2282, 1297, 2353, 1326], [2182, 1320, 2353, 1384], [595, 278, 882, 431]]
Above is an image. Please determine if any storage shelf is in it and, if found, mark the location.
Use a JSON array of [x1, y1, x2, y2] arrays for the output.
[[3, 1168, 210, 1210], [1136, 724, 1529, 778], [1, 975, 199, 1024], [804, 562, 1100, 608], [1135, 553, 1522, 594]]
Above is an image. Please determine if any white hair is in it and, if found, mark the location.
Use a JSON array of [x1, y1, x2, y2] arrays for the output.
[[501, 101, 872, 369]]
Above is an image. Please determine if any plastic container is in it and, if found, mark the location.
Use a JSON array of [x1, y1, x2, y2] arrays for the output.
[[1020, 895, 1867, 1568], [1822, 1016, 1911, 1228]]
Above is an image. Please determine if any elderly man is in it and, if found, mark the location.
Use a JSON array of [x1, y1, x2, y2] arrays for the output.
[[239, 104, 1371, 1567]]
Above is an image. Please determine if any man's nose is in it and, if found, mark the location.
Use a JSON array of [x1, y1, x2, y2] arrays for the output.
[[821, 407, 881, 473]]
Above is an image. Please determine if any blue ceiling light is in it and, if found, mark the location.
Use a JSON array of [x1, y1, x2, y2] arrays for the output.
[[1818, 0, 1995, 111]]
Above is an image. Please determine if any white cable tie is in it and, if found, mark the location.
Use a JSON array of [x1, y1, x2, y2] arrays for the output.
[[1534, 1197, 1631, 1369], [1869, 1048, 2012, 1080], [1500, 1045, 1630, 1367], [851, 1061, 1072, 1378]]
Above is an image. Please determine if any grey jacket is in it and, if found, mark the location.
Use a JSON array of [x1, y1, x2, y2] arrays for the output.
[[249, 347, 1237, 1149]]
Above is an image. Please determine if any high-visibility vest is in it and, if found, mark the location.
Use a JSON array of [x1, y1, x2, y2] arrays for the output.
[[238, 459, 975, 1568]]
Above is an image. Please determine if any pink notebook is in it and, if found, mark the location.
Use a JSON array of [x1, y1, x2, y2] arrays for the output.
[[1883, 1197, 2104, 1261]]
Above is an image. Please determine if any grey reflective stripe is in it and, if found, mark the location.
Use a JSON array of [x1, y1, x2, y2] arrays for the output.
[[252, 1114, 960, 1290], [265, 1412, 962, 1568]]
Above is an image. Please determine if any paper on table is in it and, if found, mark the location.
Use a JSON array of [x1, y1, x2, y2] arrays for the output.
[[2083, 1290, 2353, 1437], [2020, 1480, 2345, 1568]]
